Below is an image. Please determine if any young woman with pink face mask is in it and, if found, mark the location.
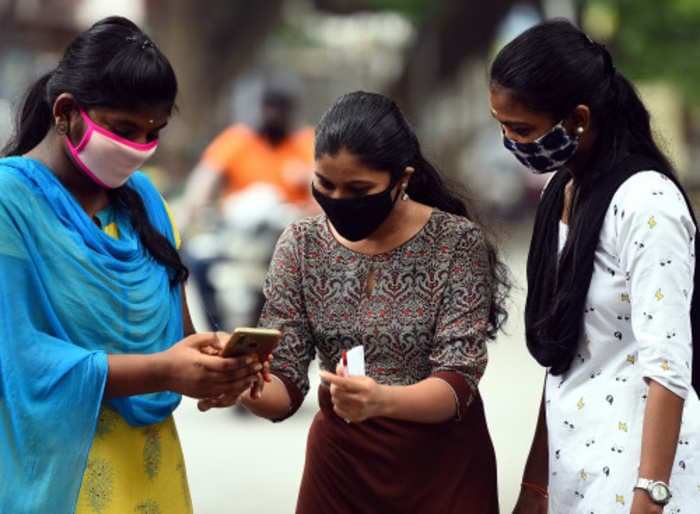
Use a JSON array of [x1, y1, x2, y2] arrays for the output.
[[0, 17, 267, 514]]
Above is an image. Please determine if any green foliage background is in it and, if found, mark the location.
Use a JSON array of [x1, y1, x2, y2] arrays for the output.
[[586, 0, 700, 106]]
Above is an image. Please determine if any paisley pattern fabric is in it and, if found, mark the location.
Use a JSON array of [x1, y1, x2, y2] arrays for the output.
[[261, 210, 492, 415], [75, 406, 192, 514], [260, 209, 500, 513]]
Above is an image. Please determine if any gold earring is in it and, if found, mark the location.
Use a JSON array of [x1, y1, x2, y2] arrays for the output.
[[55, 121, 68, 135], [401, 183, 409, 201]]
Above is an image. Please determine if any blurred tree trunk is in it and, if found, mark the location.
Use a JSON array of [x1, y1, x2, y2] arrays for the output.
[[574, 0, 585, 25], [147, 0, 284, 163], [389, 0, 543, 116]]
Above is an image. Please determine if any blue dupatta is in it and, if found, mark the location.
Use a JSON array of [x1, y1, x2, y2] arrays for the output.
[[0, 157, 183, 513]]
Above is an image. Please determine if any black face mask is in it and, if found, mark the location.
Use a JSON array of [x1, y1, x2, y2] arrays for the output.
[[260, 123, 289, 146], [312, 181, 400, 242]]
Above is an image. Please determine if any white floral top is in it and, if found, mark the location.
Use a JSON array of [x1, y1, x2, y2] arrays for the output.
[[546, 171, 700, 513]]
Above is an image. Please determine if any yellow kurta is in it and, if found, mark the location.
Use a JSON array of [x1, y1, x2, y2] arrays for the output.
[[75, 406, 192, 514], [75, 206, 192, 514]]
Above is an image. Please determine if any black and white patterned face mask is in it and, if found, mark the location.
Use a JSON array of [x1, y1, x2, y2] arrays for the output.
[[502, 121, 579, 173]]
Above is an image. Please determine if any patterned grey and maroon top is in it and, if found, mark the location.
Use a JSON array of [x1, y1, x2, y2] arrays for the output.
[[259, 209, 493, 417]]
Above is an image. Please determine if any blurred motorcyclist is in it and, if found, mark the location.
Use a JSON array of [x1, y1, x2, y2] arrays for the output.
[[176, 77, 318, 330]]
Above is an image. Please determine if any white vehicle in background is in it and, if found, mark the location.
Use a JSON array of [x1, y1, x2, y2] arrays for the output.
[[182, 183, 300, 332]]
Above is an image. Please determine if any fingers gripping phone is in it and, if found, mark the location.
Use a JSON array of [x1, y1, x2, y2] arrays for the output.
[[220, 327, 282, 361]]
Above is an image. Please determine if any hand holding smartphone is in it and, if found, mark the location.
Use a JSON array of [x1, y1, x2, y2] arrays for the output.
[[220, 327, 281, 362]]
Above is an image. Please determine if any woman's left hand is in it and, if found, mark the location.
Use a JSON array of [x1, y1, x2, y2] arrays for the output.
[[630, 490, 664, 514], [319, 363, 388, 423], [197, 351, 273, 412]]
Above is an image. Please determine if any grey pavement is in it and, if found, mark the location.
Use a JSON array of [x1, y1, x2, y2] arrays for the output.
[[174, 219, 543, 514]]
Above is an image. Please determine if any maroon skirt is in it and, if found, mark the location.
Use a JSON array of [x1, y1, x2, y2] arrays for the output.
[[295, 386, 499, 514]]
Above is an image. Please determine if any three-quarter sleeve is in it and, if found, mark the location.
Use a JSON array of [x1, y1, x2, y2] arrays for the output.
[[617, 172, 696, 399], [429, 225, 492, 418], [259, 223, 316, 419]]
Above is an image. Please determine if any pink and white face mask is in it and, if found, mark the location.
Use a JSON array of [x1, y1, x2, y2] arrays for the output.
[[66, 110, 158, 189]]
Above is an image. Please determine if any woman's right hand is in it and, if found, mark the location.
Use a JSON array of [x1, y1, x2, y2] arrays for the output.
[[159, 332, 262, 400], [512, 487, 548, 514]]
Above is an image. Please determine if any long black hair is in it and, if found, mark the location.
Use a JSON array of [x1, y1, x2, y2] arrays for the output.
[[2, 16, 187, 284], [490, 19, 672, 185], [491, 20, 691, 373], [314, 91, 510, 338]]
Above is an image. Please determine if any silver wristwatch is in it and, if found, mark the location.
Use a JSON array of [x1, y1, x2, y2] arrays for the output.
[[634, 478, 672, 505]]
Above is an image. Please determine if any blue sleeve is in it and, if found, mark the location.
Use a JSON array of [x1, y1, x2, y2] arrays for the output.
[[0, 195, 108, 513]]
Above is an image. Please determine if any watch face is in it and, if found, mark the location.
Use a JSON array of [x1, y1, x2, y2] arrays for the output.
[[650, 483, 670, 502]]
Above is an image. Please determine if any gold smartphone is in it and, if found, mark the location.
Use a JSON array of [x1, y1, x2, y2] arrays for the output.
[[220, 327, 282, 361]]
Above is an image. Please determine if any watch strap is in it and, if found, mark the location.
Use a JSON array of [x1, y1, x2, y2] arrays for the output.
[[634, 478, 654, 490], [634, 478, 671, 505]]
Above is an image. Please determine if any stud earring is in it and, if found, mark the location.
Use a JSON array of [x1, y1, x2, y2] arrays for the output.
[[576, 126, 585, 135], [55, 121, 68, 135], [401, 183, 409, 201]]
